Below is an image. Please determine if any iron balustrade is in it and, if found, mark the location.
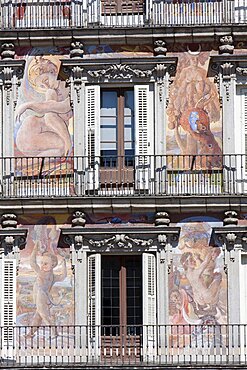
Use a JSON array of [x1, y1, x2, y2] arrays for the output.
[[0, 154, 246, 198], [0, 324, 247, 366], [0, 0, 246, 29]]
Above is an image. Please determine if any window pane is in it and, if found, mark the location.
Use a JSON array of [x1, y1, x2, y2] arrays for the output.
[[101, 91, 118, 109], [124, 90, 134, 156], [101, 127, 117, 143]]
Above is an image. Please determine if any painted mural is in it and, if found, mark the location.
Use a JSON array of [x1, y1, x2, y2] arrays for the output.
[[169, 221, 227, 348], [85, 212, 154, 225], [166, 51, 222, 170], [17, 215, 74, 347], [84, 44, 153, 58], [14, 47, 73, 177]]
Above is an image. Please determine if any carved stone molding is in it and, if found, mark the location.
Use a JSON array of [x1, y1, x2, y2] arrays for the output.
[[155, 211, 171, 227], [236, 66, 247, 76], [61, 57, 177, 84], [219, 35, 234, 55], [71, 210, 86, 227], [70, 41, 84, 59], [211, 226, 247, 251], [60, 226, 180, 253], [1, 213, 18, 229], [70, 66, 84, 103], [0, 60, 25, 106], [87, 64, 154, 80], [154, 40, 167, 57], [210, 56, 247, 90], [223, 210, 238, 226], [0, 228, 27, 259], [1, 43, 16, 60]]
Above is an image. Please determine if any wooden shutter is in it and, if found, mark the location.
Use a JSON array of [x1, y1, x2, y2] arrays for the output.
[[102, 0, 144, 14], [1, 259, 16, 359], [85, 86, 100, 190], [142, 253, 157, 359], [88, 254, 101, 359], [134, 85, 154, 191]]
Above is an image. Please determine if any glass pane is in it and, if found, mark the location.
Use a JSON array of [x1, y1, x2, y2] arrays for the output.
[[124, 90, 134, 158], [101, 90, 118, 109], [101, 116, 117, 126], [101, 127, 116, 143], [124, 90, 134, 111]]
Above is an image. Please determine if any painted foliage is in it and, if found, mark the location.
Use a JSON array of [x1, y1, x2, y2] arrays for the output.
[[167, 52, 222, 170], [169, 221, 227, 346], [17, 215, 74, 343], [14, 47, 73, 176]]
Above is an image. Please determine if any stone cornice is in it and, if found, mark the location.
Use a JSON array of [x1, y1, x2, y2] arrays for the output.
[[211, 226, 247, 251], [60, 226, 180, 252], [0, 59, 26, 87], [61, 56, 177, 83], [210, 55, 247, 78]]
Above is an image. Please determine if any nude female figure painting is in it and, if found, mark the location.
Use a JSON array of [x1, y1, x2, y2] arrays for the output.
[[15, 55, 73, 158], [167, 52, 222, 169]]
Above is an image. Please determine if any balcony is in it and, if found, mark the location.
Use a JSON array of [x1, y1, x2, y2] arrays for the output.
[[1, 324, 247, 367], [0, 154, 246, 199], [0, 0, 246, 30]]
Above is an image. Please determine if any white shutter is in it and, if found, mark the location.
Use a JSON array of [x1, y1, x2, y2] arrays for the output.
[[134, 85, 154, 192], [85, 86, 100, 191], [142, 253, 157, 359], [1, 259, 16, 359], [88, 253, 101, 359], [244, 92, 247, 173]]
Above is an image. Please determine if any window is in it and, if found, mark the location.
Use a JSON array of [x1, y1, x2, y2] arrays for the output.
[[102, 0, 144, 15], [100, 88, 135, 166]]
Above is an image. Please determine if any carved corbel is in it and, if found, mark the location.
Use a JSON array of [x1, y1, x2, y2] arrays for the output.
[[157, 229, 180, 270], [71, 66, 84, 104], [0, 229, 27, 272], [219, 35, 234, 55], [0, 60, 25, 106], [220, 62, 235, 102], [211, 226, 247, 252], [223, 210, 238, 226], [236, 67, 247, 76], [155, 211, 171, 227], [71, 210, 86, 227], [1, 43, 16, 60], [154, 40, 167, 57], [70, 41, 84, 59]]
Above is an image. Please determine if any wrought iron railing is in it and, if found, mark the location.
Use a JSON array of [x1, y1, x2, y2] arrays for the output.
[[0, 324, 247, 366], [0, 154, 246, 198], [0, 0, 246, 29]]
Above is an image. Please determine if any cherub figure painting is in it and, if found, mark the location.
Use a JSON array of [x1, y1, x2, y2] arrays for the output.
[[27, 242, 67, 337]]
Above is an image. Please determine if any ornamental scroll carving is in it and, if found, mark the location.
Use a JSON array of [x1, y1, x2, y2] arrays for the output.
[[236, 67, 247, 76], [87, 64, 154, 80], [88, 234, 154, 249]]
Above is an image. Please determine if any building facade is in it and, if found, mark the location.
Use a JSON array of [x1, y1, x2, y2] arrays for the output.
[[0, 0, 247, 367]]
